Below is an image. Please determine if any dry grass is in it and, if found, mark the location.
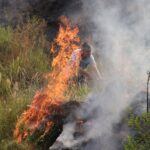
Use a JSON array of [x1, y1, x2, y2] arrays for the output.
[[0, 17, 50, 149]]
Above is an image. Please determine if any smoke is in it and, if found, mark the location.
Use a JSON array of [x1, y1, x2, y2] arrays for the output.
[[83, 0, 150, 89], [54, 0, 150, 150], [81, 0, 150, 149], [0, 0, 37, 26], [0, 0, 82, 26]]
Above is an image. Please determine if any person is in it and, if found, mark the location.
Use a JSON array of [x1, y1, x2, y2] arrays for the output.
[[70, 42, 101, 84]]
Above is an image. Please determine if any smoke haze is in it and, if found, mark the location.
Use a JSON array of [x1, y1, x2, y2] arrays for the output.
[[56, 0, 150, 150], [82, 0, 150, 149], [0, 0, 82, 26]]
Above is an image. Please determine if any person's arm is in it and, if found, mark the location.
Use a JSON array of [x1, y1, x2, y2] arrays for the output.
[[92, 64, 102, 80], [90, 55, 102, 80]]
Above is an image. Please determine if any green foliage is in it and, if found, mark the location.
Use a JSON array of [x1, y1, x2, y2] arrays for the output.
[[67, 83, 90, 101], [0, 86, 37, 148], [5, 50, 49, 87], [124, 136, 137, 150], [124, 113, 150, 150], [0, 140, 30, 150], [0, 27, 12, 52], [0, 71, 11, 98], [0, 17, 50, 100], [0, 27, 13, 64], [0, 17, 50, 149]]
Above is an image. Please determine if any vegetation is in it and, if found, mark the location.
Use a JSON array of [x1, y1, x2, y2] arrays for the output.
[[0, 16, 149, 150], [0, 17, 89, 149], [0, 17, 50, 149], [124, 112, 150, 150]]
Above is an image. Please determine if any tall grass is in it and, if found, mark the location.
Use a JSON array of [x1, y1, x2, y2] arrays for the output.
[[0, 17, 50, 149], [0, 17, 50, 100], [0, 17, 89, 149]]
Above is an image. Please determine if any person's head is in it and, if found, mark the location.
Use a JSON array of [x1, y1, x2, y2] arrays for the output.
[[81, 42, 92, 58]]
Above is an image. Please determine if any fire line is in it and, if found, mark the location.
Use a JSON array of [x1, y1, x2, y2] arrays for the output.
[[14, 16, 81, 144]]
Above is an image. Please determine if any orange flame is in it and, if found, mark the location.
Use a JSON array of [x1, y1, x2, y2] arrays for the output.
[[14, 16, 81, 143]]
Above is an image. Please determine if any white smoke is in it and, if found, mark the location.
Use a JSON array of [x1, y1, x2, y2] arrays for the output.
[[56, 0, 150, 150], [80, 0, 150, 149]]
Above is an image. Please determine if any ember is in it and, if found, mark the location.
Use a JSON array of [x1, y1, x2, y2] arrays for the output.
[[14, 16, 81, 147]]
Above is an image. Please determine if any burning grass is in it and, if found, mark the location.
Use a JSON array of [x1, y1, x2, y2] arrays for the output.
[[0, 16, 88, 149], [14, 16, 82, 148]]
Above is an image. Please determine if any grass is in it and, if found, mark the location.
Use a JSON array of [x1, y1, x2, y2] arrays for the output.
[[0, 16, 90, 149], [0, 17, 50, 100], [0, 17, 50, 149], [68, 83, 90, 101], [0, 92, 31, 140], [0, 16, 147, 150], [0, 88, 36, 150], [0, 140, 29, 150]]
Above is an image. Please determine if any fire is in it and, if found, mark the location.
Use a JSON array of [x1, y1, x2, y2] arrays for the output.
[[14, 16, 81, 143]]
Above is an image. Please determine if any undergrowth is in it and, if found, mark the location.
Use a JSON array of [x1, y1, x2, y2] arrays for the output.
[[0, 17, 50, 150], [124, 112, 150, 150]]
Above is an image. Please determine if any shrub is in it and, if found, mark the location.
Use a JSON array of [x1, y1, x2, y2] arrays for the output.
[[124, 113, 150, 150]]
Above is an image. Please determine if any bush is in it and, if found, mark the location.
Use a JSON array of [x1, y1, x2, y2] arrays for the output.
[[124, 113, 150, 150]]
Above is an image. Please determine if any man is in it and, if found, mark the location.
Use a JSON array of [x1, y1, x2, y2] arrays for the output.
[[70, 42, 101, 83]]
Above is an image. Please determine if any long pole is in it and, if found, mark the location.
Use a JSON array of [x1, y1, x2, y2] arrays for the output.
[[147, 72, 150, 113]]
